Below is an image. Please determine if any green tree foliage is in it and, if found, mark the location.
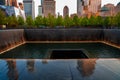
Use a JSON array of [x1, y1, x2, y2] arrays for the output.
[[80, 17, 89, 26], [115, 13, 120, 27], [0, 10, 6, 25], [17, 16, 25, 25], [64, 15, 72, 27], [108, 16, 116, 27], [42, 17, 48, 27], [56, 15, 63, 26], [96, 16, 104, 26], [103, 17, 110, 27], [72, 15, 79, 26], [47, 14, 56, 27], [26, 16, 34, 26], [88, 16, 96, 26], [7, 16, 18, 27], [1, 11, 120, 28], [34, 15, 43, 27]]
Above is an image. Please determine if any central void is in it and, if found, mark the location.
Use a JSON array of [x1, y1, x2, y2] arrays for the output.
[[0, 43, 120, 59], [50, 49, 88, 59]]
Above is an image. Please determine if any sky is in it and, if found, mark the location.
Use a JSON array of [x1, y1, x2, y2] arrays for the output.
[[18, 0, 120, 17]]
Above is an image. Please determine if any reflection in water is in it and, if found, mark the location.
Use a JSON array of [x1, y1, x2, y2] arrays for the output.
[[42, 59, 48, 64], [0, 59, 119, 80], [77, 59, 96, 77], [6, 60, 18, 80], [26, 60, 35, 72]]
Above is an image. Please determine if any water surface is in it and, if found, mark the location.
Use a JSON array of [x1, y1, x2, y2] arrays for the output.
[[0, 43, 120, 59]]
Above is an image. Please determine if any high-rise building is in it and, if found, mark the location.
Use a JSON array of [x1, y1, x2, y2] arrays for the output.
[[100, 4, 115, 17], [43, 0, 55, 17], [77, 0, 83, 16], [6, 0, 18, 8], [88, 0, 101, 14], [115, 2, 120, 15], [23, 0, 35, 19], [77, 0, 101, 17], [19, 2, 24, 10], [38, 0, 43, 16], [63, 6, 69, 17], [0, 0, 5, 5], [41, 0, 43, 5], [77, 0, 89, 16], [38, 5, 43, 16]]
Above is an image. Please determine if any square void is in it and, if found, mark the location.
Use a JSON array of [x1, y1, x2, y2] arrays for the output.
[[50, 49, 88, 59]]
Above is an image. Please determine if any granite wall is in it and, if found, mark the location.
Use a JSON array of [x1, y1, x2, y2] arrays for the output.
[[0, 29, 120, 53], [103, 29, 120, 46], [24, 29, 104, 41], [0, 29, 25, 52]]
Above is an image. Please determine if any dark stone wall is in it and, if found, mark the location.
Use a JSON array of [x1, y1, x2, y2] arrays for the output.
[[103, 29, 120, 46], [24, 29, 104, 41], [0, 29, 25, 52], [0, 29, 120, 53]]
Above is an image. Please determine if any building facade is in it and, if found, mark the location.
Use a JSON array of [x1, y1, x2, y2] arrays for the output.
[[0, 0, 5, 5], [63, 6, 69, 17], [77, 0, 90, 17], [115, 2, 120, 15], [77, 0, 84, 16], [23, 0, 35, 19], [100, 4, 115, 17], [77, 0, 101, 17], [43, 0, 55, 17], [19, 2, 24, 10], [38, 5, 43, 16], [88, 0, 101, 14], [6, 0, 18, 8]]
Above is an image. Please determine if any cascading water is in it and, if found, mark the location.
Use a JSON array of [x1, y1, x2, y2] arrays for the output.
[[0, 29, 25, 53]]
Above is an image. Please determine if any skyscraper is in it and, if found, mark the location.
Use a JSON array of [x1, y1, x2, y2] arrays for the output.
[[77, 0, 101, 17], [43, 0, 55, 17], [115, 2, 120, 15], [6, 0, 18, 7], [0, 0, 5, 5], [89, 0, 101, 14], [38, 5, 43, 16], [23, 0, 35, 19], [19, 2, 24, 10], [63, 6, 69, 17], [77, 0, 83, 16]]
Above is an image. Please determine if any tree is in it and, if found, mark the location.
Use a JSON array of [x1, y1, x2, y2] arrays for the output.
[[108, 16, 116, 27], [0, 10, 7, 25], [47, 14, 56, 27], [115, 12, 120, 27], [64, 15, 72, 27], [17, 16, 25, 25], [103, 17, 110, 28], [34, 15, 43, 27], [80, 17, 89, 27], [26, 16, 34, 26], [56, 15, 64, 26], [88, 16, 97, 26], [72, 15, 80, 27], [42, 17, 48, 27], [7, 16, 18, 28], [96, 16, 104, 26]]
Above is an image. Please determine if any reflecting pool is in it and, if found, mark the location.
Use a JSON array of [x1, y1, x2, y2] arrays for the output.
[[0, 43, 120, 59], [0, 59, 120, 80]]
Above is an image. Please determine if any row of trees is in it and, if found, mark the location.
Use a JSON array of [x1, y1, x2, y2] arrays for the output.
[[0, 10, 120, 28]]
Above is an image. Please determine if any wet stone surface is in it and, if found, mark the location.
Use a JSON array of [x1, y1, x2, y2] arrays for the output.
[[0, 59, 120, 80]]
